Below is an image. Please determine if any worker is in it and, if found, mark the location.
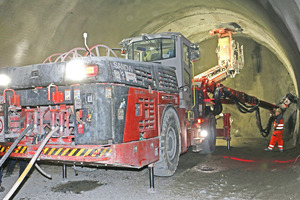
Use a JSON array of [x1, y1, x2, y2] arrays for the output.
[[3, 158, 16, 178], [4, 159, 27, 177], [0, 159, 13, 192], [265, 108, 284, 152], [0, 159, 15, 192], [0, 159, 28, 192]]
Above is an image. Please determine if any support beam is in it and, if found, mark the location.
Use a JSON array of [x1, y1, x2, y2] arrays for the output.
[[147, 163, 156, 193], [62, 164, 67, 182]]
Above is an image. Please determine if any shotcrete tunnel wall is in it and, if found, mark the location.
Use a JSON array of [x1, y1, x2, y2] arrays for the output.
[[0, 0, 299, 147]]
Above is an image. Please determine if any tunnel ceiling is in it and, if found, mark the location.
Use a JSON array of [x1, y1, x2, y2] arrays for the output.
[[131, 5, 298, 95], [0, 0, 298, 93]]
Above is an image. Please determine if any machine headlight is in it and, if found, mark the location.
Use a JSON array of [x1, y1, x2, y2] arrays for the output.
[[200, 130, 208, 138], [0, 74, 11, 86], [65, 60, 87, 81]]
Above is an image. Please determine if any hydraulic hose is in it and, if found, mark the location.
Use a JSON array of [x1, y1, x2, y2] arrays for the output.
[[0, 125, 33, 168], [4, 126, 59, 200], [255, 108, 274, 137], [35, 163, 52, 179], [213, 86, 274, 137], [212, 87, 223, 115], [233, 97, 258, 114]]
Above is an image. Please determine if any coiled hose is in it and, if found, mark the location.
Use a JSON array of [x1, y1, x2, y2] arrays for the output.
[[213, 87, 273, 137]]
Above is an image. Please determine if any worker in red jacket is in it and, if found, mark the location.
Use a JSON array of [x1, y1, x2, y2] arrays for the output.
[[265, 108, 284, 152]]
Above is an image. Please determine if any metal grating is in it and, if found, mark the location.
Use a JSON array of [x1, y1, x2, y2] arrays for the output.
[[138, 98, 156, 132], [157, 69, 178, 92], [134, 67, 154, 86]]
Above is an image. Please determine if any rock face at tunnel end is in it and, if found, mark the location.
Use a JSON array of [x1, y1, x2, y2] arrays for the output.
[[197, 36, 297, 148]]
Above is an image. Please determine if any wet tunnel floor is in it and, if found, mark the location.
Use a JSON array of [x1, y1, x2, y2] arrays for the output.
[[0, 139, 299, 200], [173, 139, 300, 200], [51, 180, 105, 194]]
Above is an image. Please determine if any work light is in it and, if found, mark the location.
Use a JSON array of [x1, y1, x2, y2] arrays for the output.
[[200, 130, 208, 138], [65, 59, 87, 81], [0, 74, 11, 86]]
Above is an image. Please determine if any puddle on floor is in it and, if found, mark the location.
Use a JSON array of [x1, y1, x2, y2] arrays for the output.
[[52, 180, 105, 194]]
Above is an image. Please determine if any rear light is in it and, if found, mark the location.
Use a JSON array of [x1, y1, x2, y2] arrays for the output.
[[86, 65, 98, 77], [197, 118, 203, 124]]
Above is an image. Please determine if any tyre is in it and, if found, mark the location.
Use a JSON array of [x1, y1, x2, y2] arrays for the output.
[[154, 107, 180, 176], [200, 114, 216, 154]]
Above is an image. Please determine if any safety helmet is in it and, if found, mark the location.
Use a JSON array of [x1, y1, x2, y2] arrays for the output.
[[275, 108, 282, 114]]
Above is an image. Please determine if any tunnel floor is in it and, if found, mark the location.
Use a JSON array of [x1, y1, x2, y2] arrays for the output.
[[0, 139, 299, 200]]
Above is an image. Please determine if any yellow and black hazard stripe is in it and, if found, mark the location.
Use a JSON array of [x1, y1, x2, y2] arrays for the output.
[[43, 147, 112, 157], [0, 145, 112, 158], [0, 145, 27, 154]]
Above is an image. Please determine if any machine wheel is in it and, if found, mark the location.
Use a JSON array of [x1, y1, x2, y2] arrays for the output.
[[200, 114, 216, 154], [154, 107, 180, 177]]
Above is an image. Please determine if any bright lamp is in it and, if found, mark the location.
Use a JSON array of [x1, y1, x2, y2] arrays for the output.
[[0, 74, 11, 86], [65, 60, 87, 81]]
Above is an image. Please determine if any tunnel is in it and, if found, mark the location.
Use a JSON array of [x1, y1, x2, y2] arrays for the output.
[[0, 0, 299, 147], [0, 0, 299, 199]]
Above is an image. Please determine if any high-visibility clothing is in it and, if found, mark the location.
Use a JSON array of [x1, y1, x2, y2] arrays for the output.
[[268, 130, 283, 150], [273, 117, 284, 131], [267, 114, 284, 151]]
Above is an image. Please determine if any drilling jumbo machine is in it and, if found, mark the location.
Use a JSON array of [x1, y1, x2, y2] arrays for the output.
[[0, 27, 297, 198]]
